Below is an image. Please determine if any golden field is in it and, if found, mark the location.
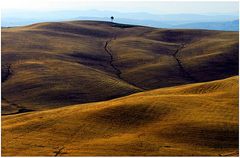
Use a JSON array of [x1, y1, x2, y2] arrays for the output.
[[1, 21, 239, 156], [2, 76, 238, 156]]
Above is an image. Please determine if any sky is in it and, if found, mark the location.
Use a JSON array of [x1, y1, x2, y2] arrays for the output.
[[1, 0, 239, 15]]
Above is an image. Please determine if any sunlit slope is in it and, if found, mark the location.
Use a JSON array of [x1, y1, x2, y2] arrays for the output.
[[2, 76, 238, 156], [110, 29, 239, 89], [1, 21, 146, 113], [2, 21, 238, 113]]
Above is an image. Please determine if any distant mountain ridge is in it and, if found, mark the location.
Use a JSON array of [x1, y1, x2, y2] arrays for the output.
[[173, 20, 239, 31], [76, 17, 239, 31], [1, 10, 239, 31]]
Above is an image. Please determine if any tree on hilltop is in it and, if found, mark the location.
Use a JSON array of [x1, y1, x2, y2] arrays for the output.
[[111, 16, 114, 22]]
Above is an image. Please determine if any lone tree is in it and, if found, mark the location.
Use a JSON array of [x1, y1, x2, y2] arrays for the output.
[[111, 16, 114, 22]]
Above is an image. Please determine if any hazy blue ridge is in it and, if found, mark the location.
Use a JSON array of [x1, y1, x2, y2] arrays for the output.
[[172, 20, 239, 31], [1, 10, 239, 31]]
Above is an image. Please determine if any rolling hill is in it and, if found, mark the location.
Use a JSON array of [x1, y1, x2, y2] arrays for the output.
[[1, 21, 239, 114], [2, 76, 238, 156]]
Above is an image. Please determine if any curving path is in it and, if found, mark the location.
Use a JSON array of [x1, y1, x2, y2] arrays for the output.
[[2, 64, 12, 83], [104, 38, 145, 91], [104, 39, 122, 79], [173, 44, 198, 82]]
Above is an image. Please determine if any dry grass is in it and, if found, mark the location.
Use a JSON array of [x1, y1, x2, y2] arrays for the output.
[[1, 21, 239, 156], [110, 29, 239, 89], [2, 21, 238, 113], [2, 76, 238, 156], [1, 21, 144, 113]]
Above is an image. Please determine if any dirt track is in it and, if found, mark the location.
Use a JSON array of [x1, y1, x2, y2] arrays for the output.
[[173, 44, 198, 82], [104, 37, 145, 90]]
